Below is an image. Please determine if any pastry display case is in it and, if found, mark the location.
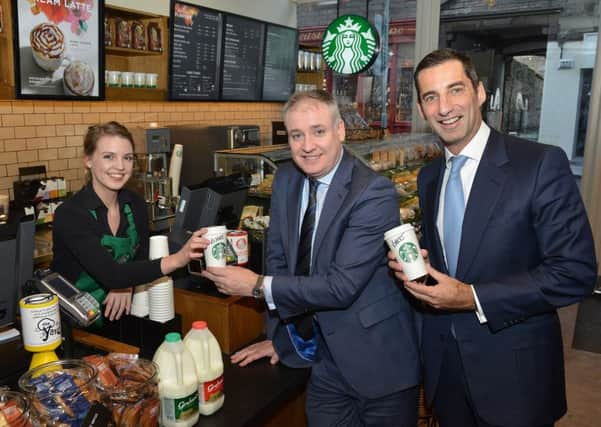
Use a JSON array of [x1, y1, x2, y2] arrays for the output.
[[213, 133, 442, 226]]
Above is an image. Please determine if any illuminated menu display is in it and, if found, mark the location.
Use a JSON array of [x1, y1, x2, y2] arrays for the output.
[[221, 15, 265, 101], [262, 24, 297, 101], [169, 2, 296, 102], [170, 2, 222, 100]]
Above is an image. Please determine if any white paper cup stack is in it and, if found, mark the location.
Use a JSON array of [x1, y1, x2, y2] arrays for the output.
[[148, 277, 175, 323], [130, 284, 149, 317]]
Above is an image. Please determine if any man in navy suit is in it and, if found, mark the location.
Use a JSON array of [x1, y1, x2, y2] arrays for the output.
[[389, 48, 597, 427], [203, 90, 420, 425]]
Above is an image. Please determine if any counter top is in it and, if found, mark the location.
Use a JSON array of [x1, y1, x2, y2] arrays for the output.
[[202, 355, 309, 427]]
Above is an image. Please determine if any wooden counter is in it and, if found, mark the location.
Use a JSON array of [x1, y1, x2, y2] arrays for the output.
[[174, 276, 265, 354]]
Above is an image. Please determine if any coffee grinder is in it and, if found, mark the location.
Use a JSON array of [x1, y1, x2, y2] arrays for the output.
[[129, 127, 176, 231]]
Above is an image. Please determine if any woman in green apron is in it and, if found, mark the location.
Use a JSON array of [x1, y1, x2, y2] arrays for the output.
[[51, 122, 208, 323]]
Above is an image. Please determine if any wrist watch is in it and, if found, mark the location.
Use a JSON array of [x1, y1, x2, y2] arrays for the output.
[[252, 275, 265, 299]]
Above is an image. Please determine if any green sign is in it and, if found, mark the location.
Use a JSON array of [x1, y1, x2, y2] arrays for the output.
[[321, 15, 379, 75]]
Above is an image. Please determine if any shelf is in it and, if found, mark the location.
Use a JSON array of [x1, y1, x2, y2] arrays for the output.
[[105, 46, 163, 57], [105, 87, 166, 101], [105, 4, 162, 19]]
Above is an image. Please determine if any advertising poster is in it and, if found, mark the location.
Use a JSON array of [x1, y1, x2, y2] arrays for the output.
[[13, 0, 103, 99]]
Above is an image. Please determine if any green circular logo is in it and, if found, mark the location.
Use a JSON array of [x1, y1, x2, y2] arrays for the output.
[[212, 242, 226, 260], [321, 15, 380, 75], [398, 242, 419, 263]]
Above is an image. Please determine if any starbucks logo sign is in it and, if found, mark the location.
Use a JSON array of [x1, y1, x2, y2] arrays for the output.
[[398, 242, 419, 263], [321, 15, 379, 75], [212, 242, 226, 260]]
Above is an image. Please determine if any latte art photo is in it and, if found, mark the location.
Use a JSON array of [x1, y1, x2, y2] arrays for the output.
[[30, 22, 65, 71]]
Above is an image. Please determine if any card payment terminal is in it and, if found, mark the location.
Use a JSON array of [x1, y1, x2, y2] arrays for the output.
[[34, 270, 100, 327]]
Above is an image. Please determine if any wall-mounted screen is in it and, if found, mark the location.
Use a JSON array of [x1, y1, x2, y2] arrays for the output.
[[221, 15, 265, 101], [262, 24, 297, 101], [169, 1, 223, 100], [169, 1, 296, 102]]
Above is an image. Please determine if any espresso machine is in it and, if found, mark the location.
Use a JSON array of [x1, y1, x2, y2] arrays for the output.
[[129, 127, 176, 232]]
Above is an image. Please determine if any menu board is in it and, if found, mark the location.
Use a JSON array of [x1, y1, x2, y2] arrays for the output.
[[221, 15, 265, 101], [262, 24, 297, 101], [169, 3, 296, 102], [169, 2, 222, 100]]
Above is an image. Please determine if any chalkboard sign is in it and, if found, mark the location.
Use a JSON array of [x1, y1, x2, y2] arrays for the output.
[[168, 1, 296, 102], [221, 15, 265, 101], [169, 1, 223, 100], [262, 24, 297, 102]]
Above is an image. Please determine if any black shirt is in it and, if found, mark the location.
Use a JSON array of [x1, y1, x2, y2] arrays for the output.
[[50, 183, 163, 290]]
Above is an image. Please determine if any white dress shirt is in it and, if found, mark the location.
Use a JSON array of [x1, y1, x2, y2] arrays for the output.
[[436, 121, 490, 323], [264, 149, 344, 310]]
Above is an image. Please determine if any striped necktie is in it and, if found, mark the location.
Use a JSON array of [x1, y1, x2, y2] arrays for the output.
[[292, 178, 319, 340]]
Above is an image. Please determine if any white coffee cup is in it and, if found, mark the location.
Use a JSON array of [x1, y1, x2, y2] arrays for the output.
[[134, 72, 146, 88], [149, 235, 169, 260], [204, 225, 227, 267], [146, 73, 158, 88], [120, 71, 134, 87], [107, 70, 121, 87], [384, 224, 427, 281]]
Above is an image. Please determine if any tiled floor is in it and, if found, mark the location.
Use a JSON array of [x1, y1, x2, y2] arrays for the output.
[[556, 303, 601, 427]]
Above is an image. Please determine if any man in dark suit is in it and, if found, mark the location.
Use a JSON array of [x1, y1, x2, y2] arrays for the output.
[[202, 90, 420, 425], [389, 48, 597, 427]]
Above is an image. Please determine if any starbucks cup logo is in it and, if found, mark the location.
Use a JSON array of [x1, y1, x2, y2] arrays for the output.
[[212, 242, 226, 260], [398, 242, 419, 263]]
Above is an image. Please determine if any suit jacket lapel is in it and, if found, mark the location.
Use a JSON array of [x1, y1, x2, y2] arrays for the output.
[[286, 169, 305, 273], [457, 131, 509, 278], [312, 150, 352, 263], [422, 158, 447, 272]]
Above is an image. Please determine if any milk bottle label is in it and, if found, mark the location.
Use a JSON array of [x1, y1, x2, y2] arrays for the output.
[[161, 391, 199, 422], [201, 375, 224, 403]]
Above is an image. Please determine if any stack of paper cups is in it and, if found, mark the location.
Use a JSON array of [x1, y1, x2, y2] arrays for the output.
[[169, 144, 183, 198], [148, 277, 175, 322], [147, 234, 174, 322], [130, 284, 149, 317]]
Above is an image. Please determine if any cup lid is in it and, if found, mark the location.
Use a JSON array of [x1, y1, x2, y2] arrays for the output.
[[384, 223, 413, 241]]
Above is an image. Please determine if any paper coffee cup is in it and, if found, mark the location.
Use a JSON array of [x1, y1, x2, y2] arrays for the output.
[[204, 225, 227, 267], [384, 224, 427, 281], [149, 235, 169, 260]]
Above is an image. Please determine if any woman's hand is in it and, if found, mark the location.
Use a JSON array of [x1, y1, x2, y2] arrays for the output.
[[160, 228, 209, 274], [230, 340, 279, 367], [103, 288, 133, 321]]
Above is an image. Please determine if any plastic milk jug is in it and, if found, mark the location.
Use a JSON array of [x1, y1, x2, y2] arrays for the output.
[[183, 321, 225, 415], [153, 332, 200, 427]]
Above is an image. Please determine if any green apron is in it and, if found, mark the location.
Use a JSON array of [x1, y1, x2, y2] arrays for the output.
[[75, 204, 139, 327]]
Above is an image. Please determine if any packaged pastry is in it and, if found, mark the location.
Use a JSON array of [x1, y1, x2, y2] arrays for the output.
[[18, 360, 99, 427], [104, 16, 114, 46], [86, 354, 158, 427], [115, 18, 130, 48], [147, 22, 162, 52], [131, 21, 146, 50]]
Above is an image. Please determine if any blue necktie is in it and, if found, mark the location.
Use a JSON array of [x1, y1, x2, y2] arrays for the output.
[[443, 155, 468, 277]]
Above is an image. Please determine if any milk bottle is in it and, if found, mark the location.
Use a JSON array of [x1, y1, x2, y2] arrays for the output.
[[183, 321, 225, 415], [153, 332, 199, 427]]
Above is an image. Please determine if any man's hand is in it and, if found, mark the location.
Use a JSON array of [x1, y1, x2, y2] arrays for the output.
[[388, 248, 429, 284], [404, 264, 476, 311], [231, 340, 279, 367], [201, 266, 258, 297], [103, 288, 132, 321]]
